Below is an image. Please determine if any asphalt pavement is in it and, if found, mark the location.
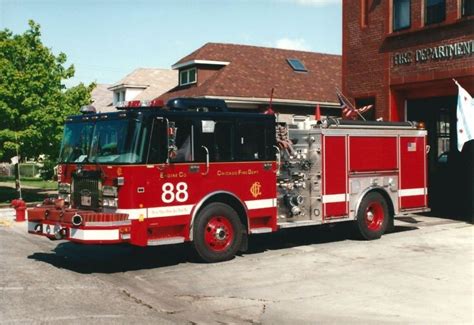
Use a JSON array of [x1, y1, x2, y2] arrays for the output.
[[0, 213, 472, 324]]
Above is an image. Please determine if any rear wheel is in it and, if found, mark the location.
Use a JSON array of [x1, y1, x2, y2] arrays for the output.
[[356, 192, 389, 240], [193, 203, 243, 263]]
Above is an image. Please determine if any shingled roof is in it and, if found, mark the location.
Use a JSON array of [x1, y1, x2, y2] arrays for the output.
[[91, 84, 113, 112], [109, 68, 177, 100], [159, 43, 341, 105]]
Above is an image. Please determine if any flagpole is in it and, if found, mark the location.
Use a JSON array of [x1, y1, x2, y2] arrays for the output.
[[15, 132, 22, 200], [336, 88, 366, 121], [336, 87, 356, 110]]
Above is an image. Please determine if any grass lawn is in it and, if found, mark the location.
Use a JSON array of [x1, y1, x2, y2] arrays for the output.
[[0, 176, 57, 190], [0, 177, 57, 205]]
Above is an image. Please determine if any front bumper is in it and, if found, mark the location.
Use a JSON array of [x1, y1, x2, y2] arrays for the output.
[[27, 205, 131, 244]]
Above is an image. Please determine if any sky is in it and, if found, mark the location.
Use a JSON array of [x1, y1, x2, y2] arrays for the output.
[[0, 0, 342, 88]]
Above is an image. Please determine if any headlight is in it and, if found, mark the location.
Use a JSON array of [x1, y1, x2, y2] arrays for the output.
[[58, 183, 71, 193], [103, 186, 118, 197], [58, 193, 71, 203]]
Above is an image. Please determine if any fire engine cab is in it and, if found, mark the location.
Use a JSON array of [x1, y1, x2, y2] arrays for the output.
[[27, 98, 429, 262]]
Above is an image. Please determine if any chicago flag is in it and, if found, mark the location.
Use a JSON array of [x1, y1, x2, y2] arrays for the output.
[[456, 83, 474, 151]]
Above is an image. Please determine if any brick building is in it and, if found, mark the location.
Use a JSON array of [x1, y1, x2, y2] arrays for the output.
[[343, 0, 473, 218]]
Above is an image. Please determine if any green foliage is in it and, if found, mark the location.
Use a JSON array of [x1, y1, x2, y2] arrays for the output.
[[39, 158, 56, 180], [0, 20, 95, 161]]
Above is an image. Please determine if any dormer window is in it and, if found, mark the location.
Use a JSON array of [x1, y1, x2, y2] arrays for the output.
[[114, 90, 125, 105], [180, 68, 197, 86]]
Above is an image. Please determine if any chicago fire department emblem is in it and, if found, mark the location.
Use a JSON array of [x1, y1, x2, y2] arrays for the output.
[[250, 182, 262, 198]]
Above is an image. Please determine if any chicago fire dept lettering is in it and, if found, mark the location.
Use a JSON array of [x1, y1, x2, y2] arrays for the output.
[[217, 169, 259, 176]]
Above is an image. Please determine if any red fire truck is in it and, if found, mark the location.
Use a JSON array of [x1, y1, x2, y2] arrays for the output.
[[27, 98, 429, 262]]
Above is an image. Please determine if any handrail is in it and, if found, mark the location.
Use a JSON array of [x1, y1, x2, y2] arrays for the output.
[[201, 146, 209, 176]]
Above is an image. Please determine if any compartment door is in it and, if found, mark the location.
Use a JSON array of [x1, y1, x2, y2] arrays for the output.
[[322, 135, 348, 218]]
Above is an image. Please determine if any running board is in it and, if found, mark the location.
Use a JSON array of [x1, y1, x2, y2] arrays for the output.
[[278, 220, 323, 229], [395, 207, 431, 216], [147, 237, 185, 246], [250, 227, 273, 234]]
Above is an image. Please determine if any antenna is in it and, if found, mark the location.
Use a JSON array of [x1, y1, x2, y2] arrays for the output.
[[269, 88, 274, 111]]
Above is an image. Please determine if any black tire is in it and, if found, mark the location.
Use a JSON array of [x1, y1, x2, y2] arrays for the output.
[[355, 192, 389, 240], [193, 203, 243, 263]]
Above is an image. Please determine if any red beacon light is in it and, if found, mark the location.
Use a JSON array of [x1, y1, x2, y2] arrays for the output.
[[149, 99, 165, 107], [128, 100, 141, 108], [117, 99, 165, 110]]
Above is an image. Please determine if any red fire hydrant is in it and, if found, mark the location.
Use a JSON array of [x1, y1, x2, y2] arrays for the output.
[[11, 199, 26, 222]]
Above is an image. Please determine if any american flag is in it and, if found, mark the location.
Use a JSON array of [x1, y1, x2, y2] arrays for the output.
[[336, 89, 373, 120], [408, 142, 417, 152]]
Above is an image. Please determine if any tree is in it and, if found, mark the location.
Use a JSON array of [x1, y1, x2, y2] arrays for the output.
[[0, 20, 95, 162]]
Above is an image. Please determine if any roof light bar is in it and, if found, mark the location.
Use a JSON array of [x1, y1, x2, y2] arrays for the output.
[[128, 100, 141, 107], [116, 99, 165, 110]]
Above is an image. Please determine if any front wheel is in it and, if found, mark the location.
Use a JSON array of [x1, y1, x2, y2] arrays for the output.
[[355, 192, 390, 240], [193, 203, 243, 263]]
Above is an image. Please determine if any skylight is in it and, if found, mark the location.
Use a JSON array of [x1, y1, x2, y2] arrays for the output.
[[287, 58, 307, 72]]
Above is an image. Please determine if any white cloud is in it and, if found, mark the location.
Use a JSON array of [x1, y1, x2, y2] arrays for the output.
[[288, 0, 340, 7], [275, 38, 312, 51]]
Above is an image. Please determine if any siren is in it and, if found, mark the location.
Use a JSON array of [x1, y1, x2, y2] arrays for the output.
[[80, 105, 97, 114]]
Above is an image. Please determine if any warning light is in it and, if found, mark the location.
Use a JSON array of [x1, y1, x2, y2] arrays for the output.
[[116, 99, 165, 110]]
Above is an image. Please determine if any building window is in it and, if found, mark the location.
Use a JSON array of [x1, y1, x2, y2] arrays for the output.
[[361, 0, 369, 27], [436, 107, 450, 155], [425, 0, 446, 25], [462, 0, 474, 16], [287, 58, 307, 72], [393, 0, 411, 31], [180, 68, 197, 86], [114, 91, 125, 104]]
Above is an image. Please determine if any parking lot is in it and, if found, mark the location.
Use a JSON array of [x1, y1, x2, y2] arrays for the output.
[[0, 214, 472, 324]]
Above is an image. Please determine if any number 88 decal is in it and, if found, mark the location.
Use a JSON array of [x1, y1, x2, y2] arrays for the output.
[[161, 182, 189, 203]]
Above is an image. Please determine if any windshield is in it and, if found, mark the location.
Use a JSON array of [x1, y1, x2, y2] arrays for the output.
[[59, 121, 94, 163], [59, 117, 156, 164]]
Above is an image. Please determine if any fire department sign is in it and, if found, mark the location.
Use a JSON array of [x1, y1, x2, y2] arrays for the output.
[[393, 39, 474, 66]]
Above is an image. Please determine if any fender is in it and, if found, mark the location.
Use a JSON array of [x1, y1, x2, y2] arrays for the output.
[[353, 185, 394, 220], [189, 190, 249, 240]]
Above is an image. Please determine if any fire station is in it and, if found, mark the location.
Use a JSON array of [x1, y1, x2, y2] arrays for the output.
[[342, 0, 474, 218]]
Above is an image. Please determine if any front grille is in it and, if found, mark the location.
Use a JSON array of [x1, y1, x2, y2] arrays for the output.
[[72, 171, 101, 210]]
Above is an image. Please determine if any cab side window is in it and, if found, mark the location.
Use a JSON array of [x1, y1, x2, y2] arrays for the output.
[[171, 119, 194, 163], [196, 118, 235, 162], [147, 118, 167, 164], [236, 120, 266, 161]]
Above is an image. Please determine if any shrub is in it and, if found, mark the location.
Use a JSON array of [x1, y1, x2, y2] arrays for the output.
[[39, 159, 57, 180]]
